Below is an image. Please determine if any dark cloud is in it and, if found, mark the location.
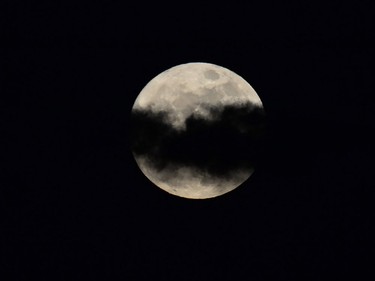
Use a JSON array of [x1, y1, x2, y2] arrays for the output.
[[130, 102, 266, 179]]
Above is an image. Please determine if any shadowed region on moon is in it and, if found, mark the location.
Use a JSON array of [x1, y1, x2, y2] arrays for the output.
[[130, 101, 266, 198]]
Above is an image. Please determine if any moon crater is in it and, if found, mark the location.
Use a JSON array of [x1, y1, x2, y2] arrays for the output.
[[204, 69, 220, 80]]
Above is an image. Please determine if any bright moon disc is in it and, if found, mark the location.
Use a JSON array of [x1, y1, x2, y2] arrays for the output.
[[131, 62, 265, 199]]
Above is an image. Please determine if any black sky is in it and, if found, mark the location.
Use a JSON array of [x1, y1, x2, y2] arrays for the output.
[[3, 1, 374, 280]]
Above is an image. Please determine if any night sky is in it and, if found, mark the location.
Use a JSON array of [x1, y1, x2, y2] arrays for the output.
[[3, 1, 374, 280]]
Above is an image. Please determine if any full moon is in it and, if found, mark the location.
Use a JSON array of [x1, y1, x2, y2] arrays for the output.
[[130, 62, 265, 199]]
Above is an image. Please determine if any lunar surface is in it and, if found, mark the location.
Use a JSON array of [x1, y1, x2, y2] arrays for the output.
[[130, 62, 265, 199]]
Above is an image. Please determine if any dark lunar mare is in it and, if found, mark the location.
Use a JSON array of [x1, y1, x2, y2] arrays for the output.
[[130, 102, 266, 180]]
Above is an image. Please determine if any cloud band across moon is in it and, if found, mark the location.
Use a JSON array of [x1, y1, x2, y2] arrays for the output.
[[130, 101, 266, 181]]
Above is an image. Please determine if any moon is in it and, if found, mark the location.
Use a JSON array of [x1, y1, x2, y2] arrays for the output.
[[130, 62, 265, 199]]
